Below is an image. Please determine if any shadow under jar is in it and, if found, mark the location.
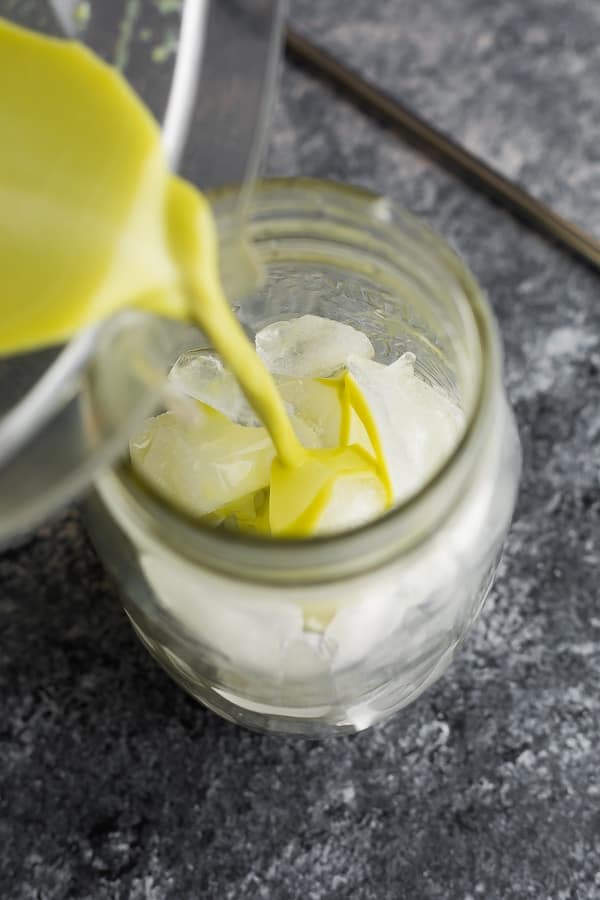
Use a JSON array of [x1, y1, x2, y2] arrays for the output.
[[87, 179, 521, 737]]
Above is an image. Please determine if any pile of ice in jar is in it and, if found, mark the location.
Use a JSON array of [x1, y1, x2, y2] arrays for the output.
[[130, 315, 464, 536]]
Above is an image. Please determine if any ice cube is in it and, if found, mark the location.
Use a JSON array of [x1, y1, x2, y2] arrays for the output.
[[280, 637, 333, 681], [278, 376, 343, 447], [325, 588, 408, 671], [169, 349, 259, 426], [255, 314, 374, 377], [140, 553, 304, 675], [388, 351, 416, 376], [313, 470, 388, 535], [289, 412, 321, 449], [346, 354, 464, 502], [130, 408, 274, 518], [168, 349, 347, 447]]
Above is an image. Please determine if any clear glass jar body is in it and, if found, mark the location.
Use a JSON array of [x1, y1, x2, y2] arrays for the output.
[[87, 180, 521, 737]]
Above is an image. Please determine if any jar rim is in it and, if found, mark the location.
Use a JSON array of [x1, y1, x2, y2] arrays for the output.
[[105, 177, 501, 585]]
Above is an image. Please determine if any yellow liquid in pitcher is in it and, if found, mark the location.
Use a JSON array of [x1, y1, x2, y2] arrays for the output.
[[0, 18, 388, 536]]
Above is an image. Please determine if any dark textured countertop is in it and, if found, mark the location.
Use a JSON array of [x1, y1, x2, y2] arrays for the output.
[[2, 1, 600, 898]]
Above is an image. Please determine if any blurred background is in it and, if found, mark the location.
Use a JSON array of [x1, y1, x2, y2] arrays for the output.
[[280, 0, 600, 236]]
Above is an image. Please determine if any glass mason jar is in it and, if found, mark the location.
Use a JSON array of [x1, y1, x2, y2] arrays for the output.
[[87, 179, 521, 737]]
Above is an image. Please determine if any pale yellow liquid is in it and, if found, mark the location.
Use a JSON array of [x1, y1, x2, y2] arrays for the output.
[[0, 18, 388, 536]]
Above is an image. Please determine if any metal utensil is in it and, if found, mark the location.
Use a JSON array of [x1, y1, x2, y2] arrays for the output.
[[286, 27, 600, 273]]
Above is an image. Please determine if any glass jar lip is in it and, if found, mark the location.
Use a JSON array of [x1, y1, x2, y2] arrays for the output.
[[108, 177, 501, 583]]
